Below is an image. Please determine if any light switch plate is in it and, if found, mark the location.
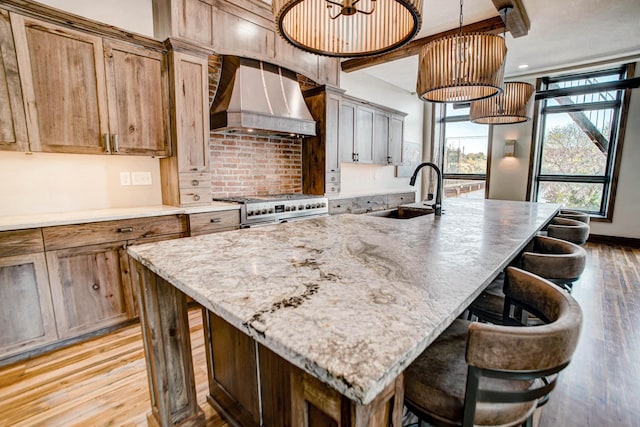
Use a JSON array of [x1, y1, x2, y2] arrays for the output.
[[120, 172, 131, 186], [132, 171, 152, 186]]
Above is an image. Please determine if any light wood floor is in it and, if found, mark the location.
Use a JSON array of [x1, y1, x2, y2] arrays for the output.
[[0, 242, 638, 426]]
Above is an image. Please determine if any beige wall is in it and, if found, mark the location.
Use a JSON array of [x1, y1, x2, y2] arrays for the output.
[[0, 0, 163, 216], [339, 70, 425, 197], [487, 73, 640, 239]]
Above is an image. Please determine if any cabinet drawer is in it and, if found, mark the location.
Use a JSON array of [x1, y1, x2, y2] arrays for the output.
[[189, 210, 240, 236], [351, 195, 386, 214], [326, 182, 340, 195], [387, 192, 416, 208], [179, 172, 211, 189], [329, 199, 350, 215], [0, 229, 44, 257], [43, 215, 187, 250], [180, 188, 211, 206]]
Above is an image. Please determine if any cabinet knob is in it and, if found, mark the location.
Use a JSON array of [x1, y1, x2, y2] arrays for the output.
[[118, 227, 134, 233], [92, 283, 100, 290], [193, 194, 201, 201], [192, 179, 199, 186]]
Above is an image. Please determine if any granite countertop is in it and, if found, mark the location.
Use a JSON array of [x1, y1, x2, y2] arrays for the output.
[[128, 198, 559, 405], [0, 202, 240, 232]]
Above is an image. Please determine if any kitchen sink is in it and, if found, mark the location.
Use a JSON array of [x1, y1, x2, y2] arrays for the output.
[[367, 206, 434, 219]]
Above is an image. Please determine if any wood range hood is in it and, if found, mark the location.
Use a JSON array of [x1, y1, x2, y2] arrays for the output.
[[210, 56, 317, 139]]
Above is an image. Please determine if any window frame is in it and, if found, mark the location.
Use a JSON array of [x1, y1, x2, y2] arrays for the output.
[[527, 64, 634, 221], [439, 104, 493, 199]]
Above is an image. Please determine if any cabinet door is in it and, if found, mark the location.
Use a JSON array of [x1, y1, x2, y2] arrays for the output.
[[339, 100, 356, 163], [47, 242, 133, 338], [388, 115, 404, 165], [11, 13, 109, 154], [355, 105, 374, 163], [0, 252, 57, 359], [373, 111, 390, 164], [325, 93, 341, 173], [172, 51, 210, 172], [104, 40, 170, 156], [0, 10, 28, 151]]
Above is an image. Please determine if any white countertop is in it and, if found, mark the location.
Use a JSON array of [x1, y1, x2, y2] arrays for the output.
[[128, 198, 559, 405], [0, 202, 240, 231]]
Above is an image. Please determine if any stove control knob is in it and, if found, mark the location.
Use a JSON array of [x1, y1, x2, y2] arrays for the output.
[[306, 204, 311, 209], [291, 206, 297, 211], [299, 205, 304, 210], [320, 202, 326, 208], [254, 210, 260, 216], [268, 208, 274, 213], [285, 206, 291, 211], [247, 210, 254, 216], [262, 209, 268, 214]]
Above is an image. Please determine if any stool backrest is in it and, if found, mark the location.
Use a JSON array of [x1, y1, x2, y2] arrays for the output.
[[548, 217, 590, 245], [558, 209, 590, 225], [522, 235, 586, 281]]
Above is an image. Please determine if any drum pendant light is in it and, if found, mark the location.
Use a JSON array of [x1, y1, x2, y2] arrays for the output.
[[416, 0, 506, 103], [273, 0, 423, 57], [470, 8, 536, 124]]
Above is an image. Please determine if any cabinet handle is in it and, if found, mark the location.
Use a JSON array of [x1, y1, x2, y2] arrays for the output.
[[118, 227, 134, 233], [92, 283, 100, 290], [210, 218, 222, 223], [356, 153, 360, 162], [103, 134, 111, 153], [192, 179, 199, 186], [193, 194, 201, 201], [352, 152, 357, 162], [387, 156, 392, 164], [112, 134, 119, 153], [191, 168, 198, 171]]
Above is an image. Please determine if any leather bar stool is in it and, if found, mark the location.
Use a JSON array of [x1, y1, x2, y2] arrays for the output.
[[405, 267, 583, 427], [547, 217, 590, 245], [558, 209, 590, 225], [468, 235, 586, 323]]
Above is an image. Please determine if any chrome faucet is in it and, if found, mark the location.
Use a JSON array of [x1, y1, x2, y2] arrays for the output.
[[409, 162, 443, 216]]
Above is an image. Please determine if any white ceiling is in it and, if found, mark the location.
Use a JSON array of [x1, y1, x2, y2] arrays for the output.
[[359, 0, 640, 93]]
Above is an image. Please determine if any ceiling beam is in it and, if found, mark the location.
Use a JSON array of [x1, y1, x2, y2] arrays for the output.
[[341, 16, 505, 73], [492, 0, 530, 37]]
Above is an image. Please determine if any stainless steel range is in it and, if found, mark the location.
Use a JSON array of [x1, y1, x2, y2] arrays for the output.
[[214, 194, 329, 227]]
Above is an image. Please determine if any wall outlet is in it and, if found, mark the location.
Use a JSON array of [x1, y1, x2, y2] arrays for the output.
[[131, 171, 152, 186], [120, 172, 131, 186]]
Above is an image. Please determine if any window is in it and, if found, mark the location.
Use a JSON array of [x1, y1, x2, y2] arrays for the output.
[[531, 65, 632, 218], [440, 103, 491, 199]]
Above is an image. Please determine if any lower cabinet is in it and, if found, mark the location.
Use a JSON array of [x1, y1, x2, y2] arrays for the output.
[[0, 251, 57, 359], [46, 242, 133, 338]]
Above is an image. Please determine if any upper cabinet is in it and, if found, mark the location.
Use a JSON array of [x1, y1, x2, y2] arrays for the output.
[[0, 10, 28, 151], [5, 11, 170, 156], [340, 95, 406, 166]]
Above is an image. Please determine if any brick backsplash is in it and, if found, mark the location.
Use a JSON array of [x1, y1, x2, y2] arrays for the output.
[[210, 133, 303, 197]]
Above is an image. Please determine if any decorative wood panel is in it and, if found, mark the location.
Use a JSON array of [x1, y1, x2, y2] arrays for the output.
[[11, 13, 109, 154], [0, 9, 28, 151], [46, 242, 132, 338], [178, 0, 214, 45], [210, 5, 275, 59], [389, 115, 404, 165], [355, 105, 375, 163], [0, 228, 43, 257], [104, 40, 170, 156], [339, 100, 356, 163], [373, 111, 390, 164], [0, 252, 57, 359]]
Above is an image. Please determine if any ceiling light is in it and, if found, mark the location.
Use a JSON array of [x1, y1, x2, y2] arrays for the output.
[[416, 0, 506, 103], [518, 64, 529, 69], [273, 0, 423, 57], [470, 81, 535, 124]]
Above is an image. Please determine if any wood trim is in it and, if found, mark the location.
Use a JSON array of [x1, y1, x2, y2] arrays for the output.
[[491, 0, 530, 37], [605, 63, 635, 222], [587, 234, 640, 249], [525, 78, 544, 201], [341, 16, 505, 73], [485, 125, 494, 199]]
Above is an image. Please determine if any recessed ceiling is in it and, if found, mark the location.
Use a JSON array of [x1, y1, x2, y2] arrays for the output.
[[359, 0, 640, 93]]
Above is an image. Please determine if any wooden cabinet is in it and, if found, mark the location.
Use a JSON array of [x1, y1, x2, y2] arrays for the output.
[[0, 229, 57, 360], [188, 210, 240, 236], [43, 215, 186, 338], [0, 9, 28, 151], [9, 13, 170, 156], [340, 95, 406, 165], [302, 85, 344, 195], [160, 41, 213, 207]]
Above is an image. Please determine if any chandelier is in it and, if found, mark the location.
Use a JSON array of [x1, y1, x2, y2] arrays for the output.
[[273, 0, 423, 57], [470, 81, 535, 124], [416, 0, 506, 103]]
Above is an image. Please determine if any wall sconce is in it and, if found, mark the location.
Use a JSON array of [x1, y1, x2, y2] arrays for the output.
[[504, 139, 516, 157]]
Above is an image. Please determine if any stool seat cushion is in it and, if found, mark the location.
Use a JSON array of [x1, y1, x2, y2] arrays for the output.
[[405, 319, 537, 427]]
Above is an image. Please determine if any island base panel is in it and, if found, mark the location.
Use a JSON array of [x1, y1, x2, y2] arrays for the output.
[[134, 260, 205, 427], [204, 310, 405, 427]]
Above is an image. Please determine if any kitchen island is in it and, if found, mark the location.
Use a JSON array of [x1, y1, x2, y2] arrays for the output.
[[128, 198, 559, 426]]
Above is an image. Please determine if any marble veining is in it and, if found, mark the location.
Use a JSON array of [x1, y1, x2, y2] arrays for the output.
[[128, 198, 559, 405], [0, 202, 239, 231]]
